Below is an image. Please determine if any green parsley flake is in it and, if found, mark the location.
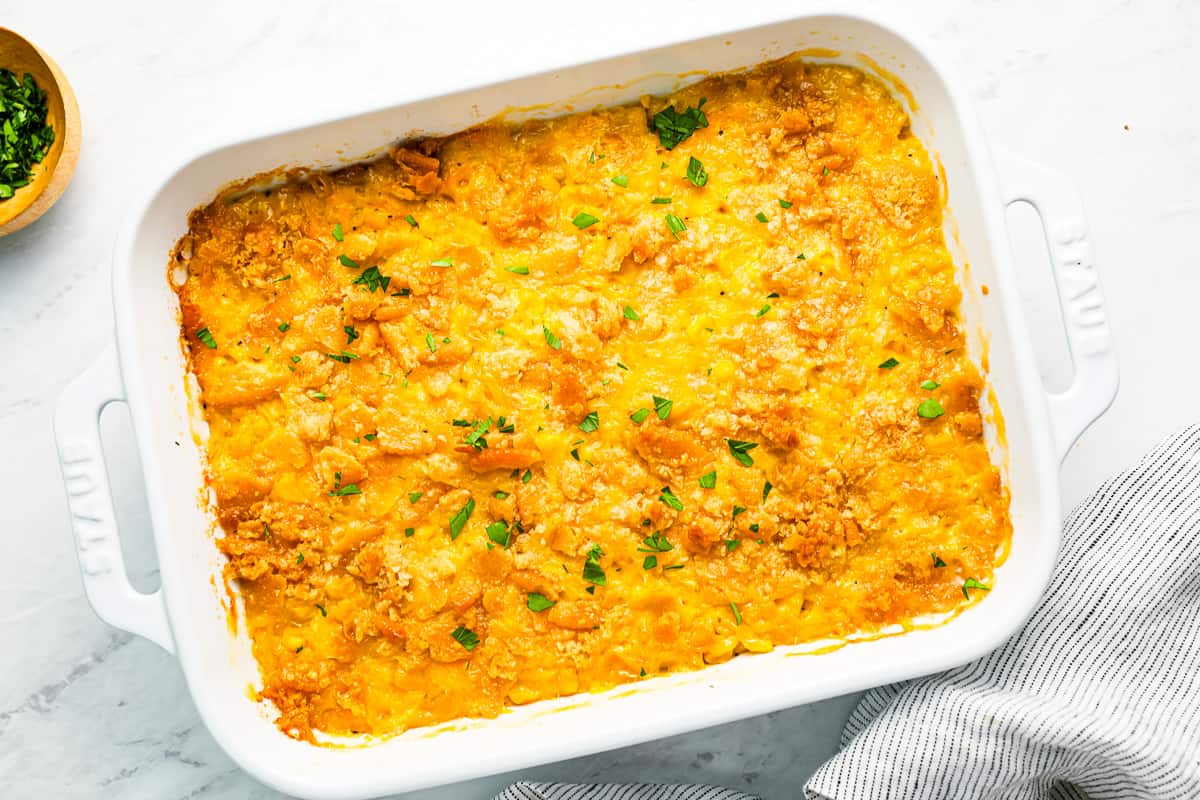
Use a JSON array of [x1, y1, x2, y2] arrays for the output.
[[542, 325, 563, 350], [779, 199, 793, 208], [493, 490, 509, 499], [451, 626, 480, 651], [755, 212, 769, 223], [338, 254, 360, 268], [332, 223, 344, 241], [659, 486, 683, 511], [643, 555, 658, 570], [932, 553, 947, 568], [699, 470, 717, 489], [686, 156, 708, 187], [195, 328, 217, 349], [918, 398, 946, 419], [732, 505, 747, 519], [404, 214, 418, 227], [315, 603, 327, 618], [278, 322, 290, 332], [639, 531, 673, 552], [879, 357, 900, 369], [486, 520, 511, 548], [921, 380, 941, 390], [665, 213, 687, 238], [755, 304, 771, 317], [505, 265, 530, 275], [583, 545, 607, 586], [962, 577, 991, 599], [273, 274, 292, 283], [527, 593, 556, 612], [726, 439, 758, 466], [730, 602, 743, 625], [652, 395, 673, 420], [430, 257, 454, 268], [408, 492, 423, 503], [651, 99, 709, 150], [352, 266, 391, 292], [448, 497, 475, 540], [651, 197, 672, 205], [724, 539, 740, 553], [630, 408, 651, 424], [522, 469, 533, 484], [404, 527, 415, 537], [572, 212, 599, 229], [612, 174, 629, 187], [579, 411, 600, 433], [623, 305, 640, 321], [426, 332, 437, 353], [762, 481, 773, 502]]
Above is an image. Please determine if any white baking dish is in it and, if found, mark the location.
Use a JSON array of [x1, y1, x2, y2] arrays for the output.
[[54, 8, 1117, 798]]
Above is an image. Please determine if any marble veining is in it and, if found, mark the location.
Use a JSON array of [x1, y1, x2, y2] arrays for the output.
[[2, 0, 1196, 797]]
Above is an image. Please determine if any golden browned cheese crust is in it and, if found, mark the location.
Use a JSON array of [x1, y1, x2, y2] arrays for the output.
[[174, 57, 1011, 741]]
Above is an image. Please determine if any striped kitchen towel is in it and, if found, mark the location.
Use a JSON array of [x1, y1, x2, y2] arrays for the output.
[[500, 425, 1200, 800]]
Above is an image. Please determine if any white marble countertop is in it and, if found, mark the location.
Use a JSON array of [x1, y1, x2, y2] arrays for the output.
[[1, 1, 1195, 797]]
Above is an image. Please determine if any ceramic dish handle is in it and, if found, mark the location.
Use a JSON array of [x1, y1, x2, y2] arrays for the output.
[[54, 344, 175, 653], [996, 149, 1119, 463]]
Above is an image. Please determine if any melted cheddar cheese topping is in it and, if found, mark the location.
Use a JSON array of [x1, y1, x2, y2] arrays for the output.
[[174, 57, 1011, 741]]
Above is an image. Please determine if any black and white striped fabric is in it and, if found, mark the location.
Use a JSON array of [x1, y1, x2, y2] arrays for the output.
[[498, 427, 1200, 800]]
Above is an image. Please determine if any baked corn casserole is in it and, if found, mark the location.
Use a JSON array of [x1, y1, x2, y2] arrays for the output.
[[173, 56, 1012, 741]]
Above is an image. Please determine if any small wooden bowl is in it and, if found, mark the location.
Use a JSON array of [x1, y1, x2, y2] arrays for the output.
[[0, 28, 80, 237]]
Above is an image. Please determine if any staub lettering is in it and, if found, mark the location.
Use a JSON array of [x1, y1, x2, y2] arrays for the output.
[[1054, 218, 1109, 357], [59, 441, 113, 576]]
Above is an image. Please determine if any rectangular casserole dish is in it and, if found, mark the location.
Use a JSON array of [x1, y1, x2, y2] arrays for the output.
[[54, 8, 1117, 798]]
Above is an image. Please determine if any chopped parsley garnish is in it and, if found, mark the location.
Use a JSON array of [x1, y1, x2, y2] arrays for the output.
[[363, 433, 377, 441], [352, 266, 391, 292], [572, 212, 599, 229], [505, 265, 530, 275], [665, 213, 687, 238], [273, 274, 292, 283], [879, 357, 900, 369], [617, 361, 629, 371], [527, 593, 556, 612], [404, 527, 415, 537], [579, 411, 600, 433], [338, 254, 360, 268], [344, 325, 359, 344], [542, 325, 562, 350], [404, 214, 418, 227], [612, 174, 629, 187], [724, 539, 740, 553], [686, 156, 708, 187], [823, 166, 830, 176], [522, 469, 533, 484], [630, 408, 651, 424], [0, 70, 54, 202], [448, 497, 475, 540], [451, 626, 480, 651], [779, 199, 793, 208], [493, 490, 510, 499], [918, 398, 946, 419], [452, 419, 471, 427], [730, 602, 742, 625], [308, 391, 326, 401], [326, 350, 359, 363], [408, 491, 423, 503], [652, 395, 673, 420], [486, 520, 512, 548], [464, 418, 492, 451], [726, 439, 758, 467], [651, 197, 672, 204], [328, 472, 361, 497], [732, 505, 747, 519], [278, 322, 290, 332], [291, 355, 302, 363], [643, 555, 658, 570], [932, 553, 947, 568], [315, 603, 327, 618], [582, 544, 607, 586], [296, 553, 305, 564], [659, 486, 683, 511], [962, 578, 990, 599], [762, 481, 773, 502], [699, 470, 717, 489], [426, 333, 437, 353], [332, 223, 344, 241], [651, 98, 709, 150], [623, 305, 640, 321], [755, 304, 771, 317], [496, 416, 515, 434], [639, 531, 673, 553], [921, 380, 941, 390], [755, 212, 769, 223], [195, 328, 217, 349], [664, 564, 684, 572], [430, 257, 453, 268]]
